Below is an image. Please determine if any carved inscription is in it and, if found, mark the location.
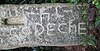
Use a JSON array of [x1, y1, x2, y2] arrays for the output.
[[0, 4, 87, 49]]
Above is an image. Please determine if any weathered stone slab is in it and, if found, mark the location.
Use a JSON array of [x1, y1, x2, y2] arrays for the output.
[[0, 3, 87, 49]]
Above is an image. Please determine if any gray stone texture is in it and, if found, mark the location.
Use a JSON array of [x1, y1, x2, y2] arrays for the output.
[[0, 3, 87, 49]]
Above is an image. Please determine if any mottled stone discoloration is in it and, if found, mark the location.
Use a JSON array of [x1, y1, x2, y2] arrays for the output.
[[0, 3, 87, 49]]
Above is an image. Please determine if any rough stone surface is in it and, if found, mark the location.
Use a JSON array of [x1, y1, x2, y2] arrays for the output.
[[0, 3, 87, 49]]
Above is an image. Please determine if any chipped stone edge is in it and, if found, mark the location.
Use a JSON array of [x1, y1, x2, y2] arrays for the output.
[[0, 41, 82, 50], [0, 3, 88, 7]]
